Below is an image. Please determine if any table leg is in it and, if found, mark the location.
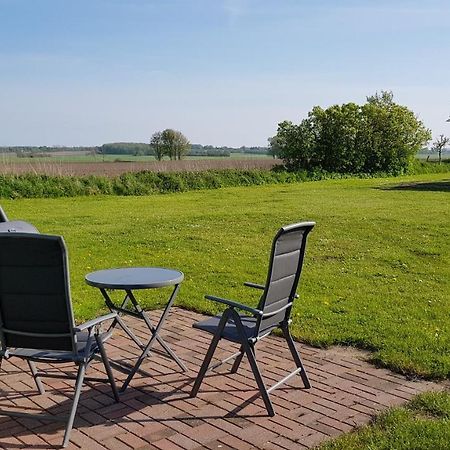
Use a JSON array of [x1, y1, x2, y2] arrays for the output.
[[100, 288, 145, 349], [126, 289, 188, 372], [120, 284, 186, 392]]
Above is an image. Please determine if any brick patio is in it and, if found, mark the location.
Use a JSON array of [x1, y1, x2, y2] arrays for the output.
[[0, 308, 444, 449]]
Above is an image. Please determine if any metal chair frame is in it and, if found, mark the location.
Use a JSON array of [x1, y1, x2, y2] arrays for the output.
[[0, 233, 119, 447], [191, 222, 315, 416]]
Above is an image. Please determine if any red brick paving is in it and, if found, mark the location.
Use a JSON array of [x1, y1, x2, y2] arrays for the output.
[[0, 308, 445, 449]]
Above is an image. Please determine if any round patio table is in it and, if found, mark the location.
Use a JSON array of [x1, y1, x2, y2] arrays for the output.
[[85, 267, 186, 391]]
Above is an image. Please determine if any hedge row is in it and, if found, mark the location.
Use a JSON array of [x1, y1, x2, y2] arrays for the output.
[[0, 162, 448, 199]]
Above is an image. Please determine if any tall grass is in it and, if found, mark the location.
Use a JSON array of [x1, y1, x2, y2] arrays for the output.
[[1, 162, 448, 199]]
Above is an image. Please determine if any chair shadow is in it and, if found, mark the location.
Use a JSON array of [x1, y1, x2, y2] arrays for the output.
[[376, 180, 450, 192], [0, 359, 283, 448]]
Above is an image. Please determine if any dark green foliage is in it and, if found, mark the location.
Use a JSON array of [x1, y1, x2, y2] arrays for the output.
[[100, 142, 153, 156], [150, 129, 190, 160], [273, 91, 432, 175]]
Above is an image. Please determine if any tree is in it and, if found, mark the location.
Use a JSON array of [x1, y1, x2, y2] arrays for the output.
[[271, 91, 431, 174], [362, 91, 431, 173], [432, 134, 450, 164], [150, 131, 165, 161], [150, 129, 190, 160], [267, 136, 280, 159], [161, 129, 190, 160]]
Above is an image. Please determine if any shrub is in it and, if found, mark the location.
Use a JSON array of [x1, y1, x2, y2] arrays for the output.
[[272, 91, 432, 175]]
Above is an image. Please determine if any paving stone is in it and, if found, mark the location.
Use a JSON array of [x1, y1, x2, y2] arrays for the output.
[[0, 307, 444, 449]]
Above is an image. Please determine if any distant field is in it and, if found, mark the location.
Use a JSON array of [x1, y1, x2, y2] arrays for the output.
[[0, 152, 273, 163], [0, 154, 280, 176], [416, 152, 450, 161], [2, 172, 449, 379]]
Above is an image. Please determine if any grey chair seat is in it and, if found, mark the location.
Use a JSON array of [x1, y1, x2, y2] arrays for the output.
[[193, 315, 257, 343], [9, 331, 112, 362]]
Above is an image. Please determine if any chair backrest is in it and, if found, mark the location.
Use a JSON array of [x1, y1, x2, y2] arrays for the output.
[[256, 222, 315, 337], [0, 233, 76, 353]]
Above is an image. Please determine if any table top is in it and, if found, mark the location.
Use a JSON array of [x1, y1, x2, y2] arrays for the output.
[[85, 267, 184, 290], [0, 221, 39, 234]]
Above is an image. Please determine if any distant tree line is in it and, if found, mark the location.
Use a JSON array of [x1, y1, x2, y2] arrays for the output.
[[270, 91, 432, 174], [0, 146, 97, 154], [100, 142, 152, 156], [1, 143, 270, 158]]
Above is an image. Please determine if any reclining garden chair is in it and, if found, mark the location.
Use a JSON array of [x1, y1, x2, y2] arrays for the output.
[[0, 233, 119, 447], [190, 222, 315, 416], [0, 205, 39, 233]]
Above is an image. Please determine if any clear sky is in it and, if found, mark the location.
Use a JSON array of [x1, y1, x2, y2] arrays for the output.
[[1, 0, 449, 147]]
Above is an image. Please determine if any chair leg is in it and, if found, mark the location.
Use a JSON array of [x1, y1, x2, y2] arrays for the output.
[[27, 360, 46, 395], [190, 310, 231, 398], [62, 362, 87, 448], [243, 342, 275, 416], [230, 345, 244, 374], [95, 335, 119, 402], [283, 325, 311, 389]]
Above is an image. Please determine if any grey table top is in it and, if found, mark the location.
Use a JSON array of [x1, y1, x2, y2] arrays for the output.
[[0, 221, 39, 234], [85, 267, 184, 290]]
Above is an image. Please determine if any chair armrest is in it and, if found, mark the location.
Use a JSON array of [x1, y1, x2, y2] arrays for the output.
[[205, 295, 263, 316], [244, 282, 265, 290], [74, 312, 117, 332]]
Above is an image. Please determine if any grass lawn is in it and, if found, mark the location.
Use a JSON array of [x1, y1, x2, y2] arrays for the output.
[[2, 172, 449, 379], [318, 391, 450, 450]]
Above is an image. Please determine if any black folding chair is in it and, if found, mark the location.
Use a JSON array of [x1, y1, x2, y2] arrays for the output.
[[0, 233, 119, 447], [191, 222, 315, 416]]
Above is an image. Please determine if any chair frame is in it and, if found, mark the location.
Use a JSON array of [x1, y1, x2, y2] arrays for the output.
[[0, 206, 8, 222], [0, 233, 120, 447], [191, 222, 315, 416]]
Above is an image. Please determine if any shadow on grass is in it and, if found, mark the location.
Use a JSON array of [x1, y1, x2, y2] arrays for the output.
[[377, 180, 450, 192]]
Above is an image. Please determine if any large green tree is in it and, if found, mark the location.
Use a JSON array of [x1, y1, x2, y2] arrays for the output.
[[150, 131, 165, 160], [150, 129, 190, 160], [271, 91, 431, 174]]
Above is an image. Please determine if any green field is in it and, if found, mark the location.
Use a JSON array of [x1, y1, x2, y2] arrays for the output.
[[0, 152, 273, 163], [2, 173, 449, 379]]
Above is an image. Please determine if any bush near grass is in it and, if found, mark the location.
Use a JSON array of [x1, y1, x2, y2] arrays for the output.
[[0, 162, 448, 199], [318, 391, 450, 450]]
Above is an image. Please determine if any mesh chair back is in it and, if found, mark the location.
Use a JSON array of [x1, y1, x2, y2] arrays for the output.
[[256, 222, 315, 336], [0, 233, 76, 352]]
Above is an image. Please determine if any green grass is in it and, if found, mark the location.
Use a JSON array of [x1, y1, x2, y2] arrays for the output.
[[318, 391, 450, 450], [2, 172, 449, 379]]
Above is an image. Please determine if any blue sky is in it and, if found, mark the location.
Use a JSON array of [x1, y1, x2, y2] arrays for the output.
[[1, 0, 449, 147]]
